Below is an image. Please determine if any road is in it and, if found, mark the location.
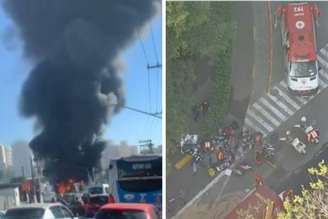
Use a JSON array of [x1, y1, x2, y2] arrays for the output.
[[172, 2, 328, 218], [166, 2, 254, 218]]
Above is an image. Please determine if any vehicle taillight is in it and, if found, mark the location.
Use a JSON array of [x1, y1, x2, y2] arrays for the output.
[[108, 195, 115, 203]]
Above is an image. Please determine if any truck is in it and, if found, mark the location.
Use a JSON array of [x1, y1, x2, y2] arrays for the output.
[[276, 2, 321, 95]]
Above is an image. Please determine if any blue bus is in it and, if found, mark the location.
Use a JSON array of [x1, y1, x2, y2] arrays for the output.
[[108, 155, 162, 210]]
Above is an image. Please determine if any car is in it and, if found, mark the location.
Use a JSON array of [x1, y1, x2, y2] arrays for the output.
[[83, 194, 114, 217], [95, 203, 159, 219], [0, 211, 4, 219], [4, 203, 78, 219]]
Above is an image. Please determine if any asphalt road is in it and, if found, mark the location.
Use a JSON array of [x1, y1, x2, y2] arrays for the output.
[[267, 88, 328, 194]]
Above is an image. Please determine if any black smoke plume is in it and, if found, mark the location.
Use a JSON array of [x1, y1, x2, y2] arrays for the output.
[[3, 0, 160, 183]]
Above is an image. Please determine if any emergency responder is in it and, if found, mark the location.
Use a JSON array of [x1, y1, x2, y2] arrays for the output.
[[216, 148, 225, 162], [301, 116, 307, 128], [204, 141, 211, 151], [286, 130, 292, 142], [201, 100, 209, 113], [255, 174, 263, 187]]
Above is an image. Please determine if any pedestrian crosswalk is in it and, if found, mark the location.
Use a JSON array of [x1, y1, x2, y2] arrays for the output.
[[244, 44, 328, 137]]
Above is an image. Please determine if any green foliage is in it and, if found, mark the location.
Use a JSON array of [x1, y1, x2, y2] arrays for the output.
[[278, 160, 328, 219], [166, 2, 234, 173]]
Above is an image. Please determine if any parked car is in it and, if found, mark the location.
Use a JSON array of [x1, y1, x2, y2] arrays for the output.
[[95, 203, 159, 219], [0, 211, 4, 219], [4, 203, 78, 219], [83, 194, 115, 217]]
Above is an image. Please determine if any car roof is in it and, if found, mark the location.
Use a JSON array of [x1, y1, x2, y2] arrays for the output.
[[6, 202, 66, 210], [100, 203, 154, 211]]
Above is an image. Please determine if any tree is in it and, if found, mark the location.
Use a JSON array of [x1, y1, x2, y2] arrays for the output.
[[278, 160, 328, 219]]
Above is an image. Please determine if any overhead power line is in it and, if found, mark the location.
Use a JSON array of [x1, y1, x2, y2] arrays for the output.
[[124, 106, 161, 119]]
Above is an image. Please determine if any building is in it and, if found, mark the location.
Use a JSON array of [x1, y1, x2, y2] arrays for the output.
[[11, 141, 33, 177], [0, 145, 7, 171], [0, 145, 13, 172], [5, 147, 12, 168]]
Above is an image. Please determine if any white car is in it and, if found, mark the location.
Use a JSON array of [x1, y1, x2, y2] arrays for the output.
[[4, 203, 78, 219]]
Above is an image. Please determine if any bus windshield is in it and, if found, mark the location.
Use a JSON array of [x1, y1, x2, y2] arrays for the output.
[[118, 178, 162, 193], [290, 61, 317, 77]]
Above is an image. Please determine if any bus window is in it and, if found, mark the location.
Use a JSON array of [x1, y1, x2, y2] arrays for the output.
[[118, 179, 162, 193]]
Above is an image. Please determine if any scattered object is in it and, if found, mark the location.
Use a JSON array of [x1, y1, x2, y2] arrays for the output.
[[175, 154, 193, 170], [208, 168, 216, 177], [291, 138, 306, 154], [225, 169, 232, 176]]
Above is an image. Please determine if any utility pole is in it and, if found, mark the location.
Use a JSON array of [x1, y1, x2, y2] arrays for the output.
[[36, 159, 43, 203], [139, 140, 154, 154], [30, 157, 36, 203]]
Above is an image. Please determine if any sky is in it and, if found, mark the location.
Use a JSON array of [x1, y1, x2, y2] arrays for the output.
[[0, 4, 162, 147]]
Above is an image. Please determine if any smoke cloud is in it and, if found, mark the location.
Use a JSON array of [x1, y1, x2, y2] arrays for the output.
[[3, 0, 160, 182]]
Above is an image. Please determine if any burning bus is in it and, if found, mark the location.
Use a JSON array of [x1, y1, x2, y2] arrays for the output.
[[276, 2, 321, 95]]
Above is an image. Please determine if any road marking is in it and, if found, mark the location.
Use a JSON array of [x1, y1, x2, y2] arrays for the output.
[[274, 87, 301, 110], [319, 69, 328, 81], [319, 77, 328, 89], [247, 109, 274, 132], [267, 93, 294, 115], [245, 117, 268, 136], [259, 97, 287, 121], [278, 81, 307, 105], [172, 171, 227, 219], [320, 47, 328, 59], [253, 103, 280, 127], [319, 70, 328, 88], [318, 55, 328, 69]]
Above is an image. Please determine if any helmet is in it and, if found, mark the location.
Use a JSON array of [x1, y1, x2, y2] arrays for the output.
[[286, 130, 291, 136], [301, 116, 307, 123]]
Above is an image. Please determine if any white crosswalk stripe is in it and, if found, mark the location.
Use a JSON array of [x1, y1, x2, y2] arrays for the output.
[[319, 77, 328, 89], [320, 69, 328, 83], [318, 55, 328, 69], [253, 102, 280, 127], [267, 93, 294, 115], [279, 81, 307, 105], [245, 117, 267, 137], [247, 109, 274, 132], [259, 97, 287, 121], [244, 44, 328, 137], [320, 47, 328, 59], [274, 87, 301, 110]]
